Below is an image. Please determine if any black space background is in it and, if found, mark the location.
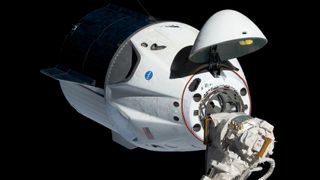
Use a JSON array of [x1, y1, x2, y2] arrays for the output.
[[36, 0, 314, 179]]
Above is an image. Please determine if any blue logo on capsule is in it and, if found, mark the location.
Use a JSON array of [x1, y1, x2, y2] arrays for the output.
[[145, 71, 153, 80]]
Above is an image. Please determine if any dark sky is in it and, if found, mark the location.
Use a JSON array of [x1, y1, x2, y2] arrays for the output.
[[38, 0, 308, 179]]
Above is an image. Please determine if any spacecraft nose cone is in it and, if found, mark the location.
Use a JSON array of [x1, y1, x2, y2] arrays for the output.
[[189, 9, 267, 63]]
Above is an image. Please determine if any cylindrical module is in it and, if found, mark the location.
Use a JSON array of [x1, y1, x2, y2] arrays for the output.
[[60, 4, 151, 87]]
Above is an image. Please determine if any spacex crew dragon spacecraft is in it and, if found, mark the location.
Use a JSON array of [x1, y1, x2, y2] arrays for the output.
[[41, 4, 275, 179]]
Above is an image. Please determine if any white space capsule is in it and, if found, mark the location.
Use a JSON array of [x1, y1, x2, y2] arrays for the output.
[[41, 5, 267, 152]]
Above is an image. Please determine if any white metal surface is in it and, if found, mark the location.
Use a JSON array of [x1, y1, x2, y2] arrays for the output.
[[190, 10, 267, 63], [60, 81, 115, 130], [107, 22, 206, 151], [60, 21, 251, 151]]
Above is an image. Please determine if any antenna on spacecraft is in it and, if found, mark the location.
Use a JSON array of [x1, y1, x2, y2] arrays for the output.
[[137, 0, 157, 22]]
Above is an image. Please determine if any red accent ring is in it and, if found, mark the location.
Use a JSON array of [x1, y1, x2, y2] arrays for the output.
[[180, 71, 251, 142]]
